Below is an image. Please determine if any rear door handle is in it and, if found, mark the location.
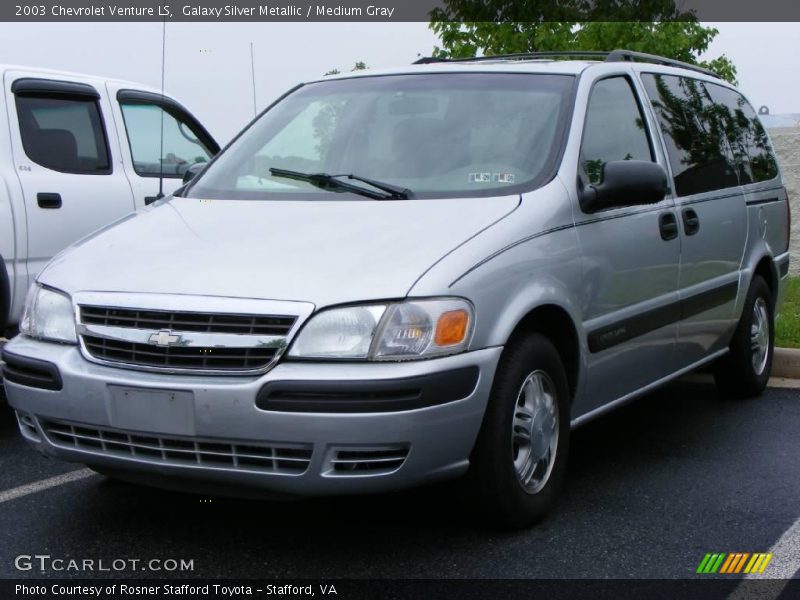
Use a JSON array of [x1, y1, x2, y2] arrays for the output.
[[659, 211, 678, 241], [682, 208, 700, 235], [37, 193, 62, 209]]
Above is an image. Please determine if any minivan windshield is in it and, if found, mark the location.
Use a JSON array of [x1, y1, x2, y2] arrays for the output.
[[186, 73, 575, 200]]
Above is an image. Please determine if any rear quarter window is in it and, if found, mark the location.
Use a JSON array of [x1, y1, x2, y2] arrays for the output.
[[702, 82, 779, 184]]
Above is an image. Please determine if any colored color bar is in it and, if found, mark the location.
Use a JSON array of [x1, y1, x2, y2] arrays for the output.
[[710, 553, 727, 573], [758, 554, 773, 573], [703, 554, 720, 574], [720, 554, 737, 574], [751, 554, 766, 572], [697, 554, 713, 574], [734, 553, 750, 573], [744, 554, 759, 574]]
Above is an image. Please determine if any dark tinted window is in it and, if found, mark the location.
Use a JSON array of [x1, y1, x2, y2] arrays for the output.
[[15, 94, 111, 174], [641, 74, 738, 197], [581, 76, 653, 184], [703, 83, 779, 184]]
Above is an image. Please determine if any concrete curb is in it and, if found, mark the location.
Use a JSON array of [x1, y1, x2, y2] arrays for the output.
[[773, 347, 800, 380]]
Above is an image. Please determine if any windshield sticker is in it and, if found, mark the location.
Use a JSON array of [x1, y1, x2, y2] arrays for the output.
[[469, 172, 492, 183], [494, 173, 516, 183], [469, 172, 516, 184]]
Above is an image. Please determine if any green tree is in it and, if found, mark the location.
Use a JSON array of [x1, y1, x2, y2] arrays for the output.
[[429, 3, 736, 82], [324, 61, 368, 76]]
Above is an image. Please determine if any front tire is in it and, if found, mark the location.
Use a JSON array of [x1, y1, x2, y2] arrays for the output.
[[465, 333, 570, 529], [714, 275, 774, 398]]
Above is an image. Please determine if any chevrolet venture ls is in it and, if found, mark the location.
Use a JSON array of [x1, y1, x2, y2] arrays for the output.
[[3, 51, 790, 527]]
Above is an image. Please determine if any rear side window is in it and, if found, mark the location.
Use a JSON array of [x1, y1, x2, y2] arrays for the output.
[[581, 76, 653, 184], [15, 95, 111, 174], [120, 102, 214, 178], [641, 74, 739, 197], [702, 83, 779, 184]]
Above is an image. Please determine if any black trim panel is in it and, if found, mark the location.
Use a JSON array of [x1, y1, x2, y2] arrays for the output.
[[779, 259, 790, 278], [587, 281, 739, 353], [256, 366, 479, 413], [11, 78, 99, 98], [588, 303, 680, 353], [1, 349, 63, 391], [681, 281, 739, 320], [746, 197, 781, 207], [0, 253, 9, 332]]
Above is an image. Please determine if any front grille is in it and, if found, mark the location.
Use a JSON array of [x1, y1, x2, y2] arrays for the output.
[[80, 306, 296, 336], [83, 335, 279, 371], [328, 445, 409, 475], [41, 419, 313, 475]]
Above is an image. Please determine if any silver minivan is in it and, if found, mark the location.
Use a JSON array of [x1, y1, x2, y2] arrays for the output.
[[2, 50, 790, 527]]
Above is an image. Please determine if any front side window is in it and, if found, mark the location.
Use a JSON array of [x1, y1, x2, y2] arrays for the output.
[[641, 74, 739, 197], [580, 76, 653, 184], [187, 73, 575, 200], [120, 103, 214, 178], [15, 94, 111, 174]]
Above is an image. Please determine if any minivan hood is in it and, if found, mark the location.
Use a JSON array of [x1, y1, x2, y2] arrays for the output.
[[40, 196, 520, 308]]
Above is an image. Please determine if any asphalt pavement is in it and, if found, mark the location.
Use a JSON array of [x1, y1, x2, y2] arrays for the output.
[[0, 380, 798, 580]]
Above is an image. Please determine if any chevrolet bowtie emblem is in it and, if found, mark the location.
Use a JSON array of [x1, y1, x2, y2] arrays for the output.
[[148, 330, 182, 347]]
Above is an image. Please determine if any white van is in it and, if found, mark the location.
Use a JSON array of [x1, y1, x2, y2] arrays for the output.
[[0, 65, 219, 335]]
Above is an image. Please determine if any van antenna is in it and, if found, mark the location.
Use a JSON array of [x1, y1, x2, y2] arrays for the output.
[[157, 11, 166, 200], [250, 42, 257, 117]]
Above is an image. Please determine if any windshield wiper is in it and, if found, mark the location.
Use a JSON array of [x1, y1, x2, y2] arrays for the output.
[[269, 168, 412, 200]]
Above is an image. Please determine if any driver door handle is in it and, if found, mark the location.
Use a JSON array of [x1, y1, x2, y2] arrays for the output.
[[659, 211, 678, 241], [37, 192, 62, 209], [682, 208, 700, 235]]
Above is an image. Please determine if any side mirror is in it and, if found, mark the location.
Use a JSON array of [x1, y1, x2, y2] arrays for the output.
[[182, 162, 206, 185], [579, 160, 668, 213]]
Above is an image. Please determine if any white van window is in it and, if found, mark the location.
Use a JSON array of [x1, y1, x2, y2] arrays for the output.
[[581, 77, 653, 184], [641, 74, 741, 197], [120, 103, 214, 178], [15, 95, 111, 174], [187, 73, 575, 200]]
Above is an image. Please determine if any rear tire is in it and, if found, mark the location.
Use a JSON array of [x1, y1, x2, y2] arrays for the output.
[[713, 275, 774, 398], [465, 333, 570, 529]]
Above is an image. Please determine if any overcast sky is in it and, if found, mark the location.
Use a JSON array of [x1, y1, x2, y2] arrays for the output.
[[0, 22, 796, 143]]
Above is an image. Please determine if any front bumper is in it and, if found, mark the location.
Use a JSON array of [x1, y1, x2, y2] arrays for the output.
[[3, 336, 501, 496]]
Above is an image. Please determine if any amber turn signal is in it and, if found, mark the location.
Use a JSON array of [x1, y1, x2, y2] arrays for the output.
[[434, 309, 469, 346]]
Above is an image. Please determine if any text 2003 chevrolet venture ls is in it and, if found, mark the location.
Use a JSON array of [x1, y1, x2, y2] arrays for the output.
[[2, 50, 790, 527]]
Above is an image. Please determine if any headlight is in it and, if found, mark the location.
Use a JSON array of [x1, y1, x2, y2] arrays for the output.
[[288, 298, 473, 360], [19, 284, 77, 344]]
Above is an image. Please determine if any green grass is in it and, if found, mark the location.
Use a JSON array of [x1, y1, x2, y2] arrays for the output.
[[776, 276, 800, 349]]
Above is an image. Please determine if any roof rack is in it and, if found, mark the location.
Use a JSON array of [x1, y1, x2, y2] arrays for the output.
[[605, 50, 718, 78], [413, 48, 720, 79]]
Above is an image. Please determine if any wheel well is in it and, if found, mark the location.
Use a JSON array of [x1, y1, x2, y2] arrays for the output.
[[510, 305, 580, 403], [753, 256, 777, 303]]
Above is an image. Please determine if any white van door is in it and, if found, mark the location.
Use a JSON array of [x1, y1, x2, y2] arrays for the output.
[[105, 83, 218, 208], [4, 72, 135, 280]]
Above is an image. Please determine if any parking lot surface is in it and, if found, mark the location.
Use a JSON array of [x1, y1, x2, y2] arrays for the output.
[[0, 380, 798, 580]]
